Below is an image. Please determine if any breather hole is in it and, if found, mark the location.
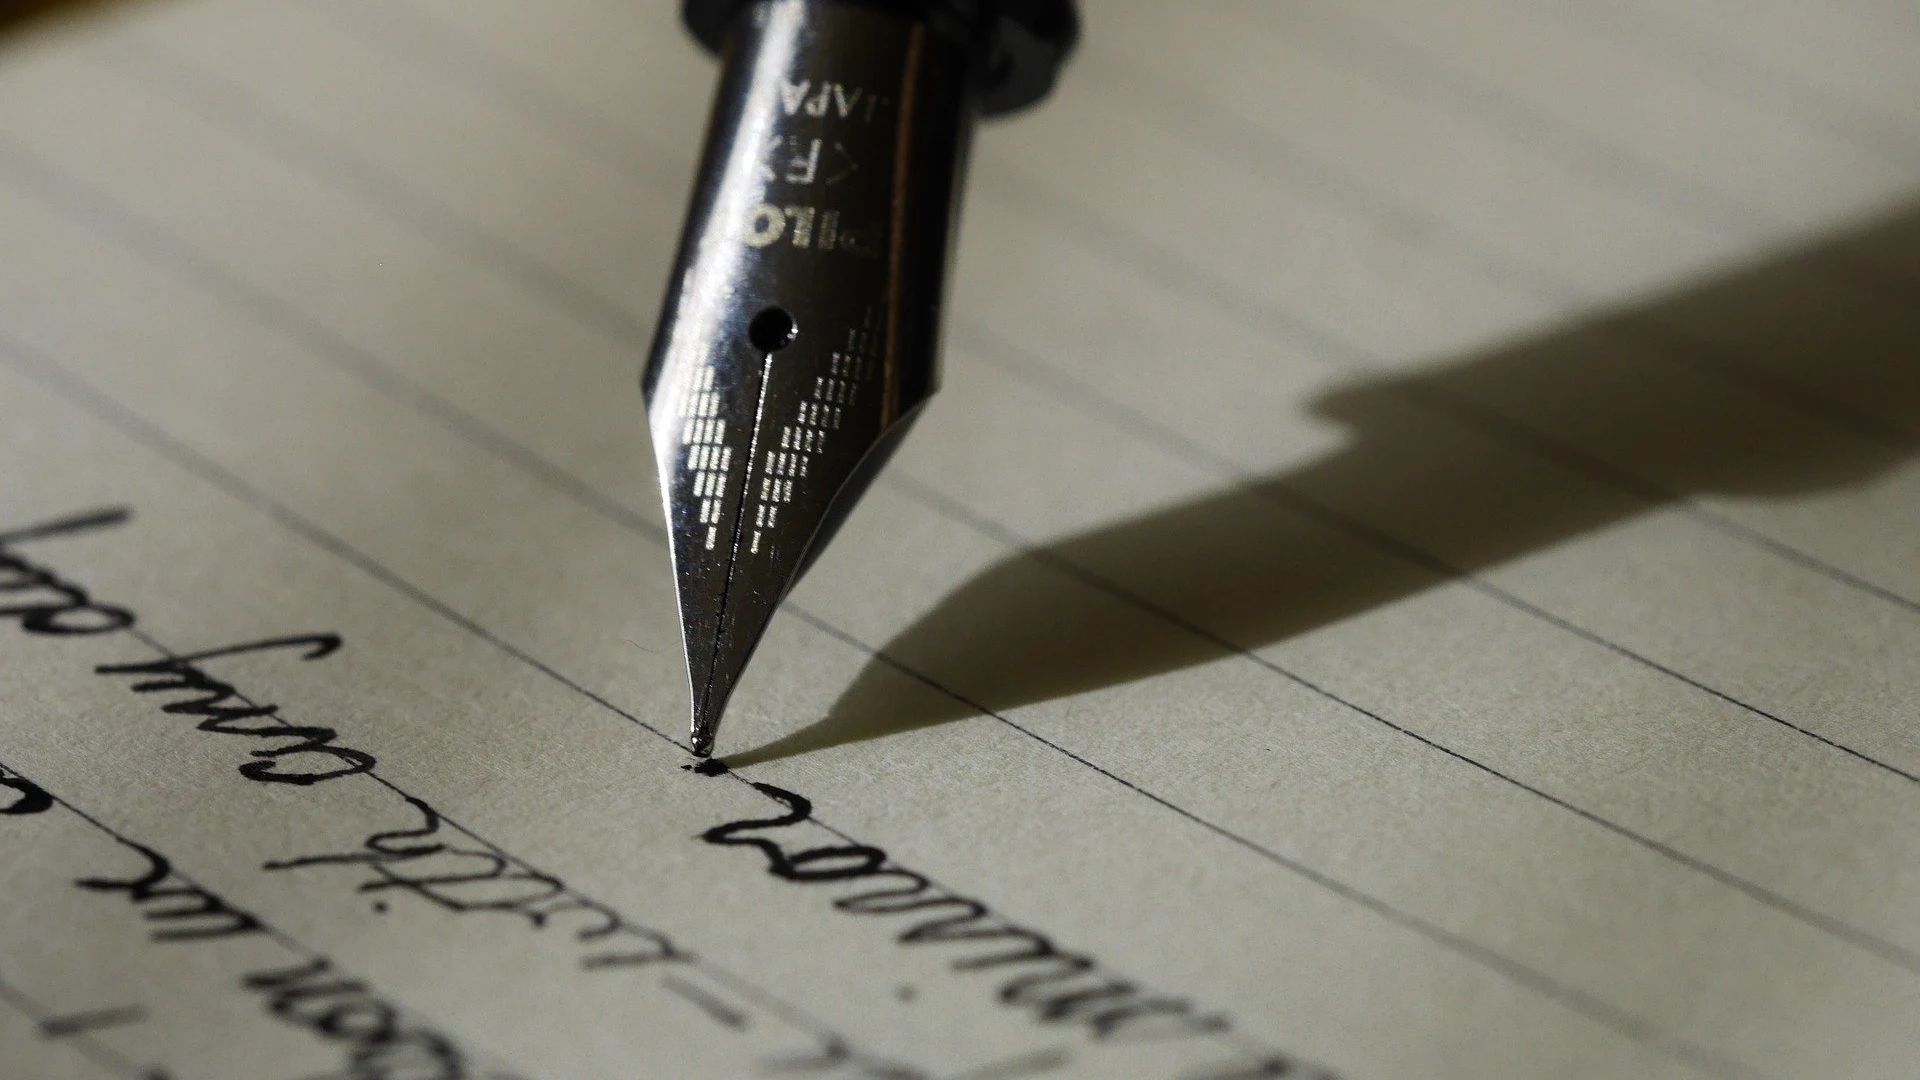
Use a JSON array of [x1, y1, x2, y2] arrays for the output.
[[748, 306, 798, 353]]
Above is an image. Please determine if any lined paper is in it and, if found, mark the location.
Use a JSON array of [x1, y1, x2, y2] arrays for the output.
[[0, 1, 1916, 1077]]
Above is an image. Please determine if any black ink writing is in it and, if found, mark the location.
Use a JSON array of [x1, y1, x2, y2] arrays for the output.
[[0, 507, 375, 786], [76, 839, 264, 942], [267, 794, 681, 969], [0, 766, 52, 815], [1183, 1054, 1340, 1080], [0, 508, 137, 636], [1, 510, 698, 1002], [40, 1005, 148, 1038], [703, 782, 1231, 1047], [15, 757, 505, 1078], [766, 1033, 922, 1080], [96, 635, 376, 785], [243, 958, 503, 1080]]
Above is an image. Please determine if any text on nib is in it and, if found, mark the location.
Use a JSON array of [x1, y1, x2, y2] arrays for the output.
[[647, 0, 1077, 756]]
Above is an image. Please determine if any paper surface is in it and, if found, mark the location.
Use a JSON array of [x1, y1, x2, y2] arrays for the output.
[[0, 0, 1917, 1076]]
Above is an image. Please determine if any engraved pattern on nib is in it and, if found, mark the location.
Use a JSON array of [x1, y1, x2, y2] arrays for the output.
[[642, 1, 967, 758]]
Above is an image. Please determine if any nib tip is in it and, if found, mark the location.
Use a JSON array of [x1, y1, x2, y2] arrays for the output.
[[690, 672, 734, 758], [689, 716, 717, 758]]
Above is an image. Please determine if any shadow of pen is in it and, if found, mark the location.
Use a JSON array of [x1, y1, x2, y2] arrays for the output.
[[727, 200, 1920, 766]]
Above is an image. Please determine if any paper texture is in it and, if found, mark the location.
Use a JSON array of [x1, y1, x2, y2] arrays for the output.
[[0, 1, 1916, 1077]]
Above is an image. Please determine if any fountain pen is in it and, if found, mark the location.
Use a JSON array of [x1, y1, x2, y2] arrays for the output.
[[645, 0, 1079, 756]]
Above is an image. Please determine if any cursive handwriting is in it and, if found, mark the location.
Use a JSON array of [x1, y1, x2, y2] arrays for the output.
[[96, 635, 376, 785], [0, 507, 690, 978], [77, 839, 265, 942], [4, 755, 503, 1079], [267, 795, 682, 968], [1, 506, 1301, 1076], [703, 779, 1229, 1046], [0, 763, 52, 815], [0, 506, 375, 785], [0, 507, 136, 635], [244, 957, 516, 1080], [703, 778, 1337, 1077]]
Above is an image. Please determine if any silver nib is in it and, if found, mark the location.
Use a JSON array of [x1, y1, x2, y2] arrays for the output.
[[646, 0, 971, 756]]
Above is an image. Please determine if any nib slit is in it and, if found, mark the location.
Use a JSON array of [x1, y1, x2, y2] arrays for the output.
[[683, 348, 778, 757]]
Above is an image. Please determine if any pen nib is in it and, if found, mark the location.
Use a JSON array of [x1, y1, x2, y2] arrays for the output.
[[650, 306, 926, 758], [642, 0, 991, 756], [689, 679, 725, 759]]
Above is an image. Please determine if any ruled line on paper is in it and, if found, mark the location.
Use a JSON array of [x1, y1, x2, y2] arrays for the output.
[[299, 0, 689, 195], [944, 313, 1920, 778], [1249, 2, 1798, 241], [81, 2, 1918, 796], [326, 7, 1920, 759], [0, 29, 1881, 1076], [1533, 0, 1920, 164], [370, 0, 1920, 490], [0, 970, 153, 1080], [63, 0, 1904, 933], [965, 156, 1920, 618], [11, 0, 1904, 999], [1249, 3, 1920, 343], [0, 329, 1307, 1079], [93, 35, 658, 352], [319, 0, 1920, 609], [1, 0, 1916, 1075], [0, 754, 534, 1080], [1062, 48, 1920, 452], [0, 318, 927, 1076]]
